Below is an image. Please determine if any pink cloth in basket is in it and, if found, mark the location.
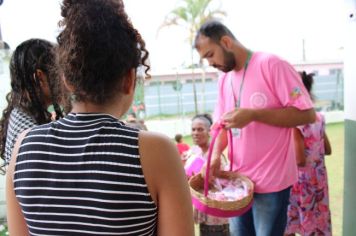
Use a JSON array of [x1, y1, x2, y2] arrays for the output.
[[184, 155, 205, 178]]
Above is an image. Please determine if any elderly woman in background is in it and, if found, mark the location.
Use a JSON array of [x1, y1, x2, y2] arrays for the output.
[[184, 113, 230, 236]]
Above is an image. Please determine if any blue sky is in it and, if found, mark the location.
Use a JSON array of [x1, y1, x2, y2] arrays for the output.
[[0, 0, 346, 72]]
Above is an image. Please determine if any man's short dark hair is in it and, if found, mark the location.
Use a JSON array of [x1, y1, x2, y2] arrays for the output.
[[194, 20, 236, 48]]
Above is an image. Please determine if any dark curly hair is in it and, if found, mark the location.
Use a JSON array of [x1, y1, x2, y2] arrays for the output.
[[57, 0, 150, 104], [0, 38, 64, 162]]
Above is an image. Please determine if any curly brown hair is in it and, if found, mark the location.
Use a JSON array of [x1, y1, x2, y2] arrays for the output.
[[57, 0, 150, 104]]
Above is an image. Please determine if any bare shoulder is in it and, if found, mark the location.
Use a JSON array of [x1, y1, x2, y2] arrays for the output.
[[138, 130, 169, 143], [138, 131, 194, 235], [138, 130, 184, 202], [138, 130, 181, 168]]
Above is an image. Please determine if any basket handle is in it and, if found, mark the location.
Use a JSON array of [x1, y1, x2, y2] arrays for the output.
[[204, 124, 234, 196]]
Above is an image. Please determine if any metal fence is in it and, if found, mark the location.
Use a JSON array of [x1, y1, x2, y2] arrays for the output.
[[144, 79, 217, 117], [0, 51, 345, 118], [141, 72, 344, 118]]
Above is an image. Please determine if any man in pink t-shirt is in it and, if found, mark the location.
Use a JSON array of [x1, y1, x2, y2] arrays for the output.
[[194, 21, 315, 236]]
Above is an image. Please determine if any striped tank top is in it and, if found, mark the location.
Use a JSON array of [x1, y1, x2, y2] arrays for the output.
[[14, 113, 158, 236]]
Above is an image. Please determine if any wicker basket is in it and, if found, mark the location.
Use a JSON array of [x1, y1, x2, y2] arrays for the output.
[[189, 125, 254, 217]]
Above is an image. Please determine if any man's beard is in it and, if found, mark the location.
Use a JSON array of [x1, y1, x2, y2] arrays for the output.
[[216, 49, 236, 73]]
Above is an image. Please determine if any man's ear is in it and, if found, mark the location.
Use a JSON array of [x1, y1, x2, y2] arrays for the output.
[[123, 68, 136, 94], [220, 35, 233, 50]]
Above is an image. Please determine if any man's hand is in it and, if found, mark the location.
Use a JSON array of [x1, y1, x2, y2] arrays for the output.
[[200, 125, 227, 183], [200, 154, 223, 184], [222, 108, 255, 129]]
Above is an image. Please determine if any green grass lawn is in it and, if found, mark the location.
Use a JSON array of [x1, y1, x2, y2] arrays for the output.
[[184, 122, 344, 236], [325, 122, 344, 236]]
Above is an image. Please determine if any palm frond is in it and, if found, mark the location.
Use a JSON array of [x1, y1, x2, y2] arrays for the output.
[[157, 0, 226, 39]]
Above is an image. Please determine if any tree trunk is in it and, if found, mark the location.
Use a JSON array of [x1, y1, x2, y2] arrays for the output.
[[190, 43, 198, 115], [200, 59, 206, 112]]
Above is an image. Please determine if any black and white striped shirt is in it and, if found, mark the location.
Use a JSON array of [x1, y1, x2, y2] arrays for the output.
[[5, 108, 36, 164], [14, 113, 158, 236]]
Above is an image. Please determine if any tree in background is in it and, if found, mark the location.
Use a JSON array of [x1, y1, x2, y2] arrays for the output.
[[158, 0, 225, 114]]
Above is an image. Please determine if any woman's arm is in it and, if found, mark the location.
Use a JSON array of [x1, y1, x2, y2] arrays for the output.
[[293, 128, 306, 167], [324, 132, 332, 155], [6, 130, 30, 235], [139, 131, 194, 236]]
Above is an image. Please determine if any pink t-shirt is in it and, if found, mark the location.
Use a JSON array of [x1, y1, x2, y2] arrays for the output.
[[214, 52, 314, 193]]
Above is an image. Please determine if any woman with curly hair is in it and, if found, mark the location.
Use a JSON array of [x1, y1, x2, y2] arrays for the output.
[[6, 0, 194, 235], [0, 38, 63, 167]]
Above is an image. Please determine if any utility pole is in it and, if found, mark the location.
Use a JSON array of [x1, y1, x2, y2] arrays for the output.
[[302, 38, 306, 61]]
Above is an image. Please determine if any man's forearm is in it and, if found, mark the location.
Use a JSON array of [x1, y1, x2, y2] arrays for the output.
[[252, 107, 316, 127]]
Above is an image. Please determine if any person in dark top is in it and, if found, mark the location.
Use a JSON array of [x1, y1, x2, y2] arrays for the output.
[[6, 0, 194, 235]]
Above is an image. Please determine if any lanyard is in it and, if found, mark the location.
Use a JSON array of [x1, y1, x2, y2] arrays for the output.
[[229, 50, 252, 108]]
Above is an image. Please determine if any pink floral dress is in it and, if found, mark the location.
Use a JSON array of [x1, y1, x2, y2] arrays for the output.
[[286, 113, 332, 236]]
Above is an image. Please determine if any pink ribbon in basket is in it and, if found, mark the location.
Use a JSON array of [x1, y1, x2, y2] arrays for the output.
[[192, 196, 253, 217], [204, 123, 234, 196]]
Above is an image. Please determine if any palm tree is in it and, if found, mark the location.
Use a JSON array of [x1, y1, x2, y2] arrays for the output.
[[159, 0, 226, 114]]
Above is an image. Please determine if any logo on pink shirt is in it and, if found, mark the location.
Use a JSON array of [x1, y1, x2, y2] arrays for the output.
[[250, 92, 267, 108], [290, 87, 302, 99]]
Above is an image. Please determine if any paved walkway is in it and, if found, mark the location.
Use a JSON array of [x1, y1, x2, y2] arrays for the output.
[[145, 116, 193, 138]]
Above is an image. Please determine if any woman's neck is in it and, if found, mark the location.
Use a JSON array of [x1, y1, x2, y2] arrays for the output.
[[199, 143, 210, 155], [71, 101, 126, 119]]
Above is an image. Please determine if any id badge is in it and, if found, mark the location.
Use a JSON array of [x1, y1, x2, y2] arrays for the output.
[[231, 128, 242, 138]]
